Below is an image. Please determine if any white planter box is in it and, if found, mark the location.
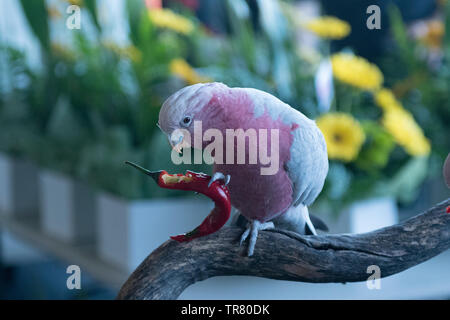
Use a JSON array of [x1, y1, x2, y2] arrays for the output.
[[0, 153, 39, 218], [97, 193, 213, 272], [347, 197, 398, 233], [39, 169, 96, 243], [1, 230, 47, 265], [312, 197, 398, 234]]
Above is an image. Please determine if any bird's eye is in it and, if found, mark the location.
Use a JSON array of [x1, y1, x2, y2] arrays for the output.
[[181, 116, 192, 126]]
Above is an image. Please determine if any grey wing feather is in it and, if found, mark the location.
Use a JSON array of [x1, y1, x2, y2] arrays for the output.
[[285, 116, 329, 208]]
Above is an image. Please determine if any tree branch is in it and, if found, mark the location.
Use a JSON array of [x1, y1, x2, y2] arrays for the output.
[[117, 198, 450, 300]]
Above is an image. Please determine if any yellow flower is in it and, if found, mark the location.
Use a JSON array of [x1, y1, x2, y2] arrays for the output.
[[420, 20, 445, 49], [103, 41, 142, 62], [123, 46, 142, 63], [169, 59, 211, 85], [374, 88, 403, 111], [67, 0, 83, 6], [375, 88, 430, 156], [48, 7, 62, 19], [317, 113, 366, 162], [51, 42, 76, 61], [382, 108, 431, 156], [331, 53, 384, 91], [148, 8, 194, 34], [305, 16, 351, 39]]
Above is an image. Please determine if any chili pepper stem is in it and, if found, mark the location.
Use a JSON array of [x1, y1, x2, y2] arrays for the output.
[[124, 163, 232, 243], [124, 161, 161, 182]]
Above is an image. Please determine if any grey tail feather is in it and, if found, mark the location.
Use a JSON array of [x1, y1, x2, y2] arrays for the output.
[[304, 224, 315, 235], [235, 212, 328, 233], [235, 214, 248, 228], [310, 214, 329, 232]]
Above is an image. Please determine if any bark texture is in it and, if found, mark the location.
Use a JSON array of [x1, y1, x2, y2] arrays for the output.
[[117, 198, 450, 300], [444, 153, 450, 188]]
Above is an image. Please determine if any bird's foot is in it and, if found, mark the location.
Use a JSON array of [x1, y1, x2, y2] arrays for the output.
[[240, 220, 274, 256], [208, 172, 231, 188]]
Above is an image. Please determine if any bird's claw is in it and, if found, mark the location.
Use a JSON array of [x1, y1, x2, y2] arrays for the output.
[[208, 172, 231, 188], [239, 228, 250, 246], [240, 220, 274, 256]]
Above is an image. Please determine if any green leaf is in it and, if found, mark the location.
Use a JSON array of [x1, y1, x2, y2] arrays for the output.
[[356, 121, 395, 171], [256, 0, 288, 44], [126, 0, 147, 47], [324, 162, 352, 200], [444, 0, 450, 55], [77, 126, 144, 199], [18, 0, 50, 50], [225, 0, 256, 70], [377, 156, 429, 203], [47, 97, 85, 144], [84, 0, 101, 31], [388, 4, 417, 70]]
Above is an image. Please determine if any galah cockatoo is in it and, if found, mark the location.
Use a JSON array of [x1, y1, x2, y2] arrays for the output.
[[158, 82, 329, 256]]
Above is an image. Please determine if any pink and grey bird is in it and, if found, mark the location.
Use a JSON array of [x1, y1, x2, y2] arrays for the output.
[[158, 82, 329, 256]]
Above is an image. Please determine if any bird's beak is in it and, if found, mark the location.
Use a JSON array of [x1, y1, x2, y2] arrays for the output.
[[169, 130, 187, 154]]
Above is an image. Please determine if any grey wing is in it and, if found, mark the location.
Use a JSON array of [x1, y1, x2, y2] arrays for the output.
[[285, 118, 329, 207]]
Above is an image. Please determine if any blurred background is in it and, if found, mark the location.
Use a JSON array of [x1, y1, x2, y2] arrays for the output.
[[0, 0, 449, 299]]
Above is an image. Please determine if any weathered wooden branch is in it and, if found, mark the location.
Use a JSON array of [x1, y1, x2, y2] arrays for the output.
[[444, 153, 450, 187], [117, 198, 450, 300]]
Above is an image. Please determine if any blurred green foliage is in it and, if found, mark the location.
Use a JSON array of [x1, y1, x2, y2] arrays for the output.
[[383, 4, 450, 161], [2, 0, 211, 199], [0, 0, 448, 210]]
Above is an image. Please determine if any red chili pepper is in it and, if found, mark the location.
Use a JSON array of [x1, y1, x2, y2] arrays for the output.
[[125, 161, 231, 242]]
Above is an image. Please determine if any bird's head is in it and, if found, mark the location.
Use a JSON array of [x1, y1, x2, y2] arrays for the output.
[[158, 82, 228, 152]]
